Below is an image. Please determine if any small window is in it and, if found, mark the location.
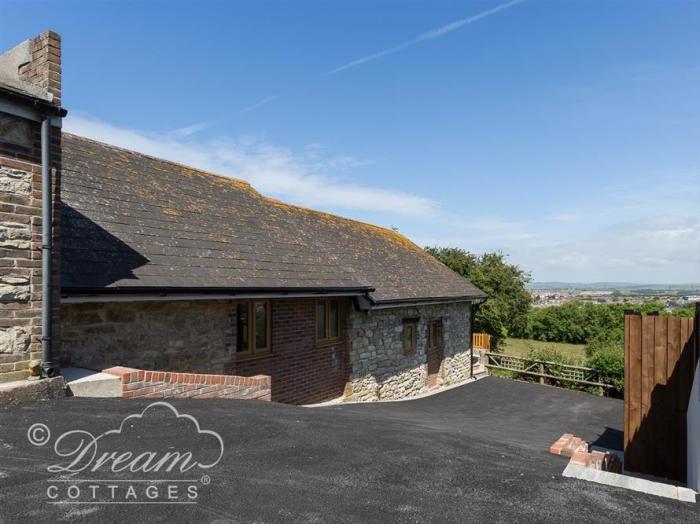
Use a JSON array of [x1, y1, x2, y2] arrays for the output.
[[236, 300, 271, 357], [428, 320, 443, 352], [254, 301, 269, 351], [402, 320, 417, 354], [236, 303, 249, 353], [316, 299, 340, 343]]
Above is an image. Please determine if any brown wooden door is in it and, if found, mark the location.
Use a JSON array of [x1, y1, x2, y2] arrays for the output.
[[427, 320, 444, 388]]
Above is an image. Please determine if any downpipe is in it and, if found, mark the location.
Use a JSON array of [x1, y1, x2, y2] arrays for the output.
[[40, 116, 57, 377]]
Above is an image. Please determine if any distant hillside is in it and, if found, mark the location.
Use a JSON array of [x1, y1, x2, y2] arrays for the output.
[[529, 282, 700, 292]]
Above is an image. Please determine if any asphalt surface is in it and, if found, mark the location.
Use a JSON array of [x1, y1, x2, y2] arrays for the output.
[[0, 376, 696, 523]]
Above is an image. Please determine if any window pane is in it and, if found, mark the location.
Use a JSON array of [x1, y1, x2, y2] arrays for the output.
[[329, 300, 339, 338], [316, 302, 326, 340], [236, 303, 248, 352], [255, 302, 268, 350]]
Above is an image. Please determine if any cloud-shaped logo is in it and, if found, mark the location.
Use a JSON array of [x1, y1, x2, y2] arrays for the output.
[[42, 401, 224, 475]]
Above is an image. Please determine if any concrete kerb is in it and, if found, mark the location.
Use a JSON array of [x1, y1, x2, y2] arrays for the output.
[[563, 462, 697, 503]]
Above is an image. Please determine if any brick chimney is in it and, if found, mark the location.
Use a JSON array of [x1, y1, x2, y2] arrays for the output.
[[0, 31, 61, 104]]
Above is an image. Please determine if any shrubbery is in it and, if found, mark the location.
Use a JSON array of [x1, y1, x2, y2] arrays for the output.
[[586, 344, 624, 398], [518, 301, 692, 397], [519, 300, 677, 345]]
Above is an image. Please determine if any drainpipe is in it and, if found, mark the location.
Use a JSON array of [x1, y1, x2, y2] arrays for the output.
[[40, 116, 56, 377], [470, 301, 477, 378]]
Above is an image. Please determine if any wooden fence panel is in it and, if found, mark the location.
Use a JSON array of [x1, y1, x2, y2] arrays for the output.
[[472, 332, 491, 350], [624, 312, 697, 482]]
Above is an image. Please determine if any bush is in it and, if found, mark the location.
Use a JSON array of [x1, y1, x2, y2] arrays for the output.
[[527, 347, 578, 366], [526, 347, 591, 392], [586, 345, 624, 398]]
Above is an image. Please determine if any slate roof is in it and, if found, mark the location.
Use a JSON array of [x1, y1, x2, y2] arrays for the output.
[[60, 134, 486, 305]]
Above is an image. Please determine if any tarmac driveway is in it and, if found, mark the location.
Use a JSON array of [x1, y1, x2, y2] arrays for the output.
[[0, 376, 696, 523]]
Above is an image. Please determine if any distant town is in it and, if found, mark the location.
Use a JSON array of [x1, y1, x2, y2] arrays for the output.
[[528, 282, 700, 311]]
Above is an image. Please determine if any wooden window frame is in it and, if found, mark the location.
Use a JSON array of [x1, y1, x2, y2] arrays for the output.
[[316, 298, 341, 345], [427, 319, 444, 352], [402, 319, 418, 355], [236, 300, 271, 358]]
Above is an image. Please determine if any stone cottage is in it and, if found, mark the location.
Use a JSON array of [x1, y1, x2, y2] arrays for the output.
[[0, 31, 486, 404]]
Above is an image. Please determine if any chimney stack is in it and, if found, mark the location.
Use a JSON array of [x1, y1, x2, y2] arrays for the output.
[[0, 31, 61, 104]]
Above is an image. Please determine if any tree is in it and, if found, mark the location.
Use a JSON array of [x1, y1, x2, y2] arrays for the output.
[[425, 247, 532, 348]]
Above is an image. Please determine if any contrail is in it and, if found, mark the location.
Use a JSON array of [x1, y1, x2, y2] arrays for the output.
[[324, 0, 525, 76], [238, 95, 279, 114]]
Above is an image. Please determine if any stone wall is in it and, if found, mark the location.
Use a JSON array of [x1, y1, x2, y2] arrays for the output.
[[61, 300, 235, 373], [345, 302, 472, 401]]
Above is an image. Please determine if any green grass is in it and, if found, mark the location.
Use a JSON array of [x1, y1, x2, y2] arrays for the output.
[[501, 338, 587, 363]]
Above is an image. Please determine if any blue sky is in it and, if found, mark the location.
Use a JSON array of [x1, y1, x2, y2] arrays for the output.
[[3, 0, 699, 283]]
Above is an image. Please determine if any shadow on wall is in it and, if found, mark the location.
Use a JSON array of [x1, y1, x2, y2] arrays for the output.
[[60, 204, 150, 288], [625, 325, 698, 483]]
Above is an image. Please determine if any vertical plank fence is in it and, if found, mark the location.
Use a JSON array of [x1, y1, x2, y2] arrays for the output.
[[624, 310, 698, 482], [472, 332, 491, 350]]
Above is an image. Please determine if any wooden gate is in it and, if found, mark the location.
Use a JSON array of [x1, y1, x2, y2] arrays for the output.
[[624, 310, 698, 481]]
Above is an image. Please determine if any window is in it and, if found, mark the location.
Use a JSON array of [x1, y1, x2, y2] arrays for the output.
[[316, 299, 340, 343], [428, 319, 443, 352], [402, 319, 417, 354], [236, 300, 270, 356]]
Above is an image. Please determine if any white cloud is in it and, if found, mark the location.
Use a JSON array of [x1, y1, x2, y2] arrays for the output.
[[410, 177, 700, 283], [64, 113, 437, 217]]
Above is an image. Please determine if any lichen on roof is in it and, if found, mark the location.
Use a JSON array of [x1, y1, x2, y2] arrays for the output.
[[60, 133, 486, 303]]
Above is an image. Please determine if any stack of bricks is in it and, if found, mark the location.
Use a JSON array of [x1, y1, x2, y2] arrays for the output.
[[104, 366, 271, 401], [550, 433, 622, 473]]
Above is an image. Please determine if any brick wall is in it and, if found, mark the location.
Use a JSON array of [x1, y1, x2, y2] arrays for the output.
[[0, 31, 62, 382], [104, 366, 271, 400], [228, 298, 351, 405]]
